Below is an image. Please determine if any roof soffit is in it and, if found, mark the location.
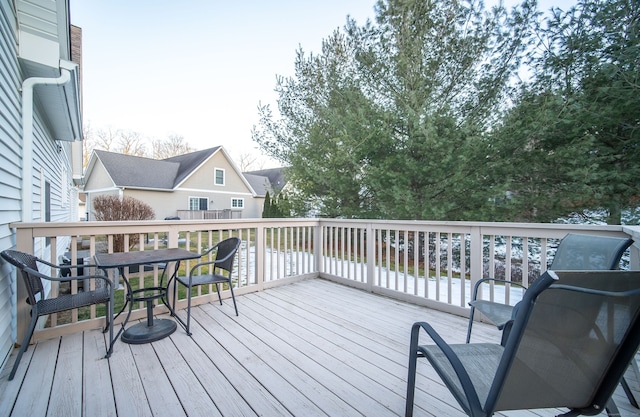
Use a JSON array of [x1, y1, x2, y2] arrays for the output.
[[17, 0, 81, 141]]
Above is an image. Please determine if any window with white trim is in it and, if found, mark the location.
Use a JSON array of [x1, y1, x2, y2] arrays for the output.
[[231, 198, 244, 209], [214, 168, 225, 186], [189, 197, 208, 210]]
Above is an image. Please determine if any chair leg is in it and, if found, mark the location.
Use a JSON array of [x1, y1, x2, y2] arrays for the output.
[[103, 298, 115, 357], [406, 326, 420, 417], [466, 305, 475, 343], [185, 284, 192, 336], [215, 283, 222, 305], [8, 310, 38, 381], [171, 276, 177, 317], [621, 376, 639, 408], [406, 350, 418, 417], [102, 301, 110, 334], [622, 353, 640, 408], [605, 397, 621, 417], [229, 283, 238, 316]]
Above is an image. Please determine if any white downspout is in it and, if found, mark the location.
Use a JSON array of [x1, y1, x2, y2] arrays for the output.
[[21, 68, 71, 222]]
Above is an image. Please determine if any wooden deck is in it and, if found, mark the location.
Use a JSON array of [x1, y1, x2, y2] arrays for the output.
[[0, 278, 638, 416]]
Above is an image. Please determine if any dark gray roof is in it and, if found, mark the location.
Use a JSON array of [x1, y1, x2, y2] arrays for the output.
[[243, 173, 271, 197], [163, 146, 220, 186], [244, 167, 287, 194], [94, 147, 220, 189], [94, 150, 179, 189]]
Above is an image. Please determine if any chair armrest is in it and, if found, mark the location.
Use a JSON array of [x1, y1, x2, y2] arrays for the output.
[[188, 247, 236, 276], [40, 256, 93, 275], [410, 322, 484, 415], [200, 243, 219, 257], [24, 266, 113, 289], [186, 244, 218, 275], [470, 277, 528, 303]]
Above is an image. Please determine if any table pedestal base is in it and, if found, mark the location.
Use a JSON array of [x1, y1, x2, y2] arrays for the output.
[[121, 319, 177, 344]]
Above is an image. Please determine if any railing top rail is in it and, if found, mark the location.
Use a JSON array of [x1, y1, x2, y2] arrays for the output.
[[316, 219, 628, 237], [10, 218, 630, 233], [9, 218, 322, 231]]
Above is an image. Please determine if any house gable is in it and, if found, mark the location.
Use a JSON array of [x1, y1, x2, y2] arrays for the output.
[[179, 150, 253, 195], [83, 153, 117, 191], [164, 147, 220, 187]]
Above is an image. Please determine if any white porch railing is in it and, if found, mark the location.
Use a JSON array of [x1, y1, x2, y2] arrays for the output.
[[10, 219, 640, 344], [176, 209, 242, 220]]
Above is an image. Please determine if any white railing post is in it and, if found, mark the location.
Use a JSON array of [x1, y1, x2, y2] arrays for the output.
[[623, 226, 640, 270], [630, 245, 640, 271], [366, 222, 375, 292], [469, 226, 483, 303], [256, 224, 265, 290], [314, 222, 323, 275], [14, 227, 35, 347], [166, 224, 180, 248]]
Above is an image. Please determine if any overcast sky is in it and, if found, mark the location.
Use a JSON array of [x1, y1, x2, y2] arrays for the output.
[[71, 0, 379, 167], [71, 0, 574, 168]]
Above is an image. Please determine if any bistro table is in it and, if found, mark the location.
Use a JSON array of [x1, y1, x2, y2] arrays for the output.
[[94, 248, 200, 344]]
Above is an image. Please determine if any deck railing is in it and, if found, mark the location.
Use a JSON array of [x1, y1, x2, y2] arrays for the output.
[[176, 209, 242, 220], [10, 219, 640, 344]]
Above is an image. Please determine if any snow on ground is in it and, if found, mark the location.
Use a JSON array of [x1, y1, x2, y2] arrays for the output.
[[258, 247, 524, 307]]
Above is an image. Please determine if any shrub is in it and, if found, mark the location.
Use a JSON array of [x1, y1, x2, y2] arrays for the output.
[[92, 195, 155, 251]]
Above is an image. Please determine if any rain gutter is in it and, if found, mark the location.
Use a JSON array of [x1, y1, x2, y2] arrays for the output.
[[21, 67, 71, 222]]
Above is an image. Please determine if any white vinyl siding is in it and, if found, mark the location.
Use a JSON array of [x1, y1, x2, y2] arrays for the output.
[[0, 0, 22, 370], [0, 0, 78, 371]]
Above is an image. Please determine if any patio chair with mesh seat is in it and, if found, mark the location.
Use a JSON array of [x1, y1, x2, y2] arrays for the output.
[[406, 269, 640, 417], [171, 237, 241, 335], [0, 249, 114, 381], [466, 233, 633, 343]]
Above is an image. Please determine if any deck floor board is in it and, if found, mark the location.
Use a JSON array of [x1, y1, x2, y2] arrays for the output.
[[0, 278, 638, 416]]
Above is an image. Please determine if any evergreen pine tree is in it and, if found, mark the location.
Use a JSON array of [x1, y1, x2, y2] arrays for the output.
[[262, 191, 272, 218]]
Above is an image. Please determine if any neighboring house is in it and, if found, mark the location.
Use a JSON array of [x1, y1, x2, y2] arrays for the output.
[[0, 0, 83, 369], [83, 147, 280, 220], [244, 167, 287, 217], [244, 167, 287, 196]]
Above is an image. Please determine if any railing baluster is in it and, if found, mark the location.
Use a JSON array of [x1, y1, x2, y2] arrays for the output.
[[424, 231, 430, 299], [489, 235, 496, 302], [523, 237, 529, 291], [505, 235, 512, 306], [447, 233, 453, 305], [376, 228, 382, 287], [434, 232, 440, 301], [460, 233, 466, 307]]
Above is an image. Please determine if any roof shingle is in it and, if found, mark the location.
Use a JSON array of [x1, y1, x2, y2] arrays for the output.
[[95, 150, 179, 189]]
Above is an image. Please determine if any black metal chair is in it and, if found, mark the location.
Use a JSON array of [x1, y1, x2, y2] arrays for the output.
[[172, 237, 241, 335], [466, 233, 633, 343], [0, 249, 114, 381], [406, 270, 640, 417]]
